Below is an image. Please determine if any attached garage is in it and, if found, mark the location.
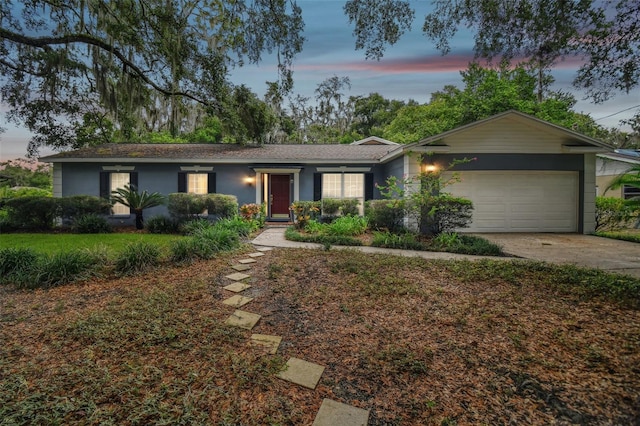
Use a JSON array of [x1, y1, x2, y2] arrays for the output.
[[444, 171, 578, 232], [393, 110, 614, 234]]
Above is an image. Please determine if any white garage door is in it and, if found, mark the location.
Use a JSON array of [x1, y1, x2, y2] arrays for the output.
[[444, 171, 578, 233]]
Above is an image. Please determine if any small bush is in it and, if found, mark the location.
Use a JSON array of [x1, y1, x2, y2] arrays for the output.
[[167, 193, 207, 219], [290, 201, 320, 229], [285, 227, 363, 246], [326, 215, 368, 236], [114, 241, 161, 275], [203, 194, 238, 219], [180, 218, 214, 235], [366, 199, 406, 232], [31, 250, 101, 288], [2, 196, 59, 230], [72, 214, 113, 234], [59, 195, 111, 223], [420, 195, 473, 235], [169, 237, 217, 263], [321, 198, 360, 216], [192, 226, 240, 252], [371, 231, 423, 250], [216, 215, 257, 237], [595, 196, 636, 231], [0, 247, 39, 285], [145, 215, 182, 234]]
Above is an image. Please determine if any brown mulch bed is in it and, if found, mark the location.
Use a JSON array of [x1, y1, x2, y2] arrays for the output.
[[1, 247, 639, 425]]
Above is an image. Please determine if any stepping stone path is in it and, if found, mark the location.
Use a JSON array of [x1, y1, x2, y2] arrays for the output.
[[250, 334, 282, 354], [223, 282, 251, 293], [313, 399, 370, 426], [220, 247, 368, 423], [277, 357, 325, 389], [231, 264, 252, 272], [222, 294, 254, 308]]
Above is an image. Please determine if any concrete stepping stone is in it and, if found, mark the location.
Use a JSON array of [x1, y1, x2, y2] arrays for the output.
[[238, 258, 257, 264], [248, 252, 265, 258], [225, 272, 250, 281], [249, 334, 282, 354], [222, 294, 254, 308], [224, 310, 261, 330], [256, 247, 273, 252], [277, 357, 325, 390], [312, 399, 370, 426], [223, 282, 252, 293], [232, 264, 252, 272]]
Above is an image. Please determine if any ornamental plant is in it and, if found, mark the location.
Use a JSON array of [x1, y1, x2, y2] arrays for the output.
[[376, 156, 475, 236], [290, 201, 320, 229]]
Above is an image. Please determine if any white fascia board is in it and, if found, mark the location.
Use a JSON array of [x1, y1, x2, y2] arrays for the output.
[[561, 145, 610, 153]]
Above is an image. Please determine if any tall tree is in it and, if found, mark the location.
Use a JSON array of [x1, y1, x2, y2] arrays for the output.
[[0, 0, 304, 155]]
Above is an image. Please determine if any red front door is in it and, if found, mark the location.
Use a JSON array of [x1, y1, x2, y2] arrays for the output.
[[270, 174, 291, 217]]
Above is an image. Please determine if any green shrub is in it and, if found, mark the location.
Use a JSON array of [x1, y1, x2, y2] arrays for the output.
[[326, 215, 368, 236], [2, 196, 59, 230], [371, 231, 423, 250], [167, 193, 207, 219], [31, 250, 101, 288], [169, 237, 217, 263], [192, 226, 240, 252], [366, 199, 406, 232], [0, 247, 39, 285], [59, 195, 111, 223], [290, 201, 320, 229], [595, 196, 636, 231], [321, 198, 360, 216], [202, 194, 238, 218], [114, 241, 161, 275], [595, 231, 640, 243], [180, 217, 214, 235], [145, 215, 182, 234], [454, 235, 503, 256], [420, 194, 473, 235], [216, 215, 256, 237], [304, 220, 325, 234], [72, 213, 113, 234], [284, 227, 362, 246]]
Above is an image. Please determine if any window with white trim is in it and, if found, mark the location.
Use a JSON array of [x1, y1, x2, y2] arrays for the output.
[[110, 172, 131, 215], [322, 173, 364, 214], [187, 173, 208, 194]]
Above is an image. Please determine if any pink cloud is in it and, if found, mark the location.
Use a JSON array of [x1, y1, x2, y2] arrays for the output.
[[295, 54, 586, 75]]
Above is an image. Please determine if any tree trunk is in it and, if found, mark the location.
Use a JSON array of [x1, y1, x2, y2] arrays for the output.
[[135, 209, 144, 230]]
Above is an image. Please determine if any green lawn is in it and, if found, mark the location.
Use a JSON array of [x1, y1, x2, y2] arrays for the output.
[[0, 233, 183, 256]]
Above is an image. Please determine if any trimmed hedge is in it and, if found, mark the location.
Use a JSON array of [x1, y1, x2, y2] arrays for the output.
[[167, 193, 238, 220]]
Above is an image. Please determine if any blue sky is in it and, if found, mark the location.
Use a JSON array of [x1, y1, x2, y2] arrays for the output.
[[1, 0, 638, 161]]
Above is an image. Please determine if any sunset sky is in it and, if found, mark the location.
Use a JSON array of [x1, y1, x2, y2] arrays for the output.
[[1, 0, 638, 161]]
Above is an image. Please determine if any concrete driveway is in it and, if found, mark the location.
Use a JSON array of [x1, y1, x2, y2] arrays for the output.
[[476, 233, 640, 278]]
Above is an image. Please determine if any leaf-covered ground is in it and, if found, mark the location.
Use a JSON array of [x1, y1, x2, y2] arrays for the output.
[[1, 247, 639, 425]]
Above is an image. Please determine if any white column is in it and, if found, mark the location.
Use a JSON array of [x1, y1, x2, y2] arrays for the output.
[[255, 171, 262, 204], [583, 153, 596, 234]]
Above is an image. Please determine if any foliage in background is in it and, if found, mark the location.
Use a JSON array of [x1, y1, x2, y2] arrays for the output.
[[0, 159, 52, 189], [605, 164, 640, 214], [0, 196, 59, 230], [595, 196, 637, 231], [145, 215, 182, 234], [320, 198, 360, 216]]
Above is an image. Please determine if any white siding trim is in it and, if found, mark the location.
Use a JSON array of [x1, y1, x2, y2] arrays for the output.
[[53, 163, 62, 198], [583, 153, 596, 234]]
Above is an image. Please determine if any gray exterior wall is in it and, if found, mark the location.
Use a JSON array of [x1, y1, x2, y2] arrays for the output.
[[58, 160, 393, 225]]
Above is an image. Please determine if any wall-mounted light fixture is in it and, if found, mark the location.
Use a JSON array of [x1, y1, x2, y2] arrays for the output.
[[244, 176, 255, 186], [423, 164, 438, 173]]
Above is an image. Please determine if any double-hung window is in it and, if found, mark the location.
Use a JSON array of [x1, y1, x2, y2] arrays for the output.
[[100, 170, 137, 216], [321, 173, 365, 215]]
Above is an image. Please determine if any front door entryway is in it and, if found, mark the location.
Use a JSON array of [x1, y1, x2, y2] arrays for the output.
[[269, 174, 291, 219]]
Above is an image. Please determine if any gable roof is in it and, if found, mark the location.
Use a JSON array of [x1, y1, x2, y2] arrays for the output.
[[39, 143, 397, 164], [350, 136, 398, 146], [381, 110, 613, 161]]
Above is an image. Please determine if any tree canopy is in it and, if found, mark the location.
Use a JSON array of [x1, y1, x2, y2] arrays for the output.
[[0, 0, 303, 154]]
